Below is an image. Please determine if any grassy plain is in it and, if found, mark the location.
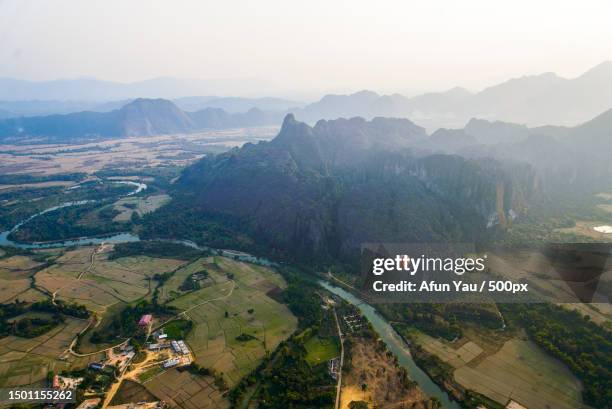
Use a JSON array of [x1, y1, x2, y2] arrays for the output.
[[304, 335, 339, 366], [112, 194, 171, 222]]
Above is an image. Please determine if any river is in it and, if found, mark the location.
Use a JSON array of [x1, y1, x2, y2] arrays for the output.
[[319, 280, 461, 409], [2, 180, 459, 408], [0, 180, 146, 249]]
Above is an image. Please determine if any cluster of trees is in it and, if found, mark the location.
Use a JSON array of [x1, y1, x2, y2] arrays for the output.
[[14, 316, 62, 338], [109, 240, 207, 261], [31, 299, 90, 319], [162, 319, 193, 339], [502, 303, 612, 408], [5, 181, 134, 242], [379, 304, 462, 341], [280, 271, 322, 329], [257, 341, 335, 408], [0, 299, 90, 339], [179, 270, 208, 292], [379, 303, 503, 341], [8, 201, 123, 242], [90, 300, 176, 344], [139, 200, 264, 255]]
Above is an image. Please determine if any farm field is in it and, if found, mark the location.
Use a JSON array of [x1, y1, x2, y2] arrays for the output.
[[415, 331, 587, 409], [0, 126, 278, 176], [111, 380, 158, 406], [0, 316, 102, 388], [144, 368, 229, 409], [158, 257, 214, 303], [0, 254, 47, 303], [34, 246, 185, 314], [168, 257, 297, 387]]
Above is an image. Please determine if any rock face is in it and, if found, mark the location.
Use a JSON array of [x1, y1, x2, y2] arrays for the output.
[[178, 115, 534, 261]]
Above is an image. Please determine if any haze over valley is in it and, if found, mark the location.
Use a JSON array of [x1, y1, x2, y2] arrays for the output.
[[0, 1, 611, 409]]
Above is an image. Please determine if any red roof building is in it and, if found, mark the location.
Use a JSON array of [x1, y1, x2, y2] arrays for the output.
[[138, 314, 152, 326]]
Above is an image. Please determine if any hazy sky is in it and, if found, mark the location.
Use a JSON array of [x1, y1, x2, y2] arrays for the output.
[[1, 0, 611, 97]]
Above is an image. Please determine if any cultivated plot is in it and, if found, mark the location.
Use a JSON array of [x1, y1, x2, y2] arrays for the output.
[[168, 257, 297, 386]]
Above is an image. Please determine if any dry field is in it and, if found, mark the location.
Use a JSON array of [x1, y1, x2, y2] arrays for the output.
[[145, 368, 229, 409], [454, 338, 586, 409], [34, 247, 185, 313], [0, 316, 98, 387], [0, 255, 46, 303], [414, 330, 586, 409], [168, 257, 297, 387], [0, 126, 278, 176], [112, 194, 171, 222], [341, 337, 429, 409]]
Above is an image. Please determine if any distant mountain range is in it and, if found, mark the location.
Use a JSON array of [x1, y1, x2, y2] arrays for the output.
[[293, 62, 612, 130], [0, 76, 284, 101], [0, 96, 301, 119], [0, 99, 284, 142], [1, 62, 611, 130]]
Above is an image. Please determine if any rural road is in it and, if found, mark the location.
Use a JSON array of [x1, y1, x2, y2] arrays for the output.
[[333, 305, 344, 409]]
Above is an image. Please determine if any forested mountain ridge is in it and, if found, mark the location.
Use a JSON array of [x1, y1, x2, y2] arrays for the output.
[[173, 114, 536, 261]]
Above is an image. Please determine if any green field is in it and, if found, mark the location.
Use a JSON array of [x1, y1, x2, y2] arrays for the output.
[[168, 257, 297, 386], [304, 335, 340, 366], [162, 319, 192, 339]]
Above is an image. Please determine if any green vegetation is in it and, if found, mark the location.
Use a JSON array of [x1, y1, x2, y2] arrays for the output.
[[4, 181, 134, 241], [178, 270, 208, 291], [31, 299, 90, 319], [502, 303, 612, 408], [90, 300, 177, 344], [109, 241, 206, 260], [378, 303, 502, 341], [304, 335, 340, 366], [0, 173, 85, 185], [162, 319, 193, 339], [0, 299, 89, 338], [9, 200, 127, 243], [235, 333, 257, 342], [137, 366, 164, 383], [139, 201, 260, 254], [257, 340, 335, 408], [14, 316, 61, 338]]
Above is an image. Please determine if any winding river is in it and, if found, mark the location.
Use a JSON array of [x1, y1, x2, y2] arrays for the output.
[[0, 180, 145, 249], [1, 181, 459, 407], [319, 280, 461, 409]]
